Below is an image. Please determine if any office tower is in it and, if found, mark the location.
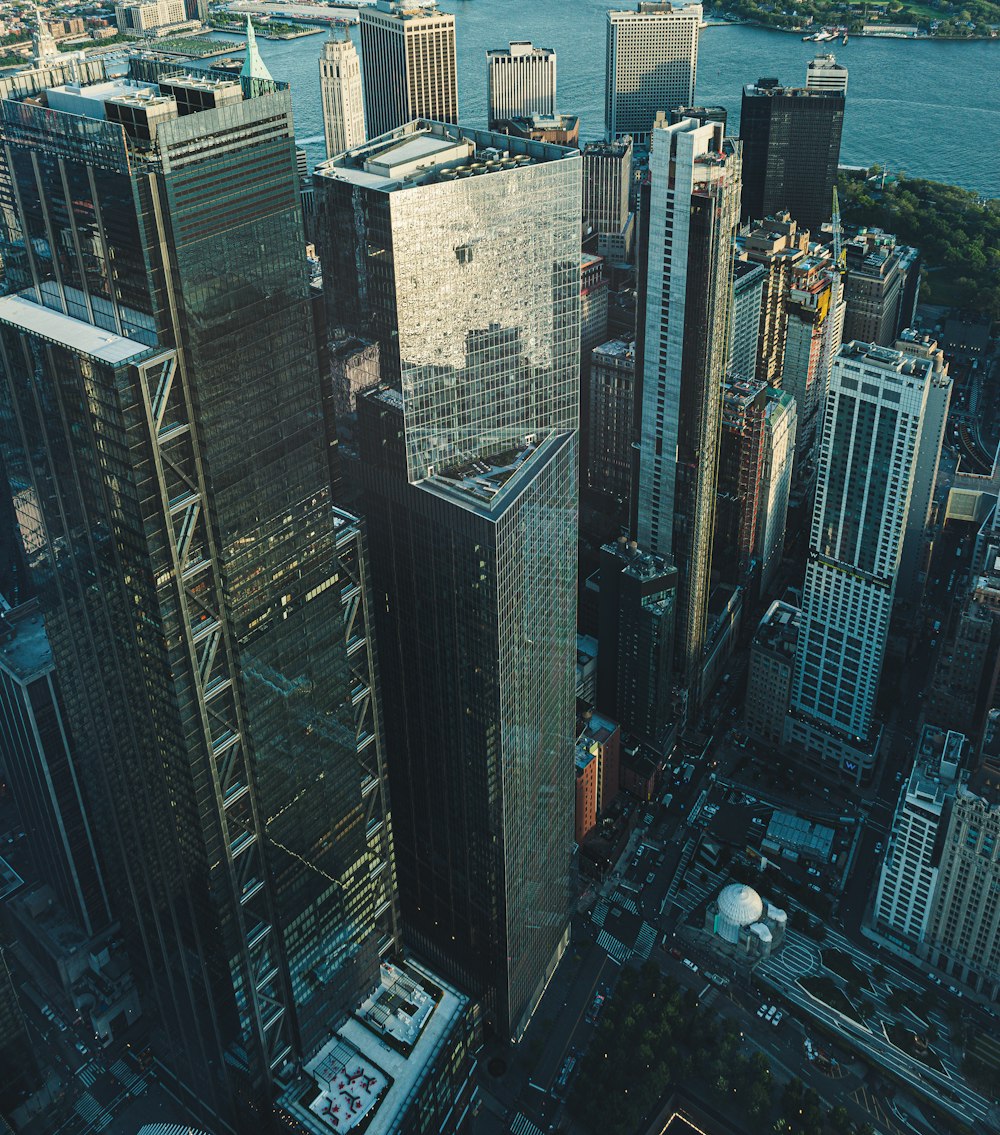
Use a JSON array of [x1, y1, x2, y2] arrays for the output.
[[115, 0, 187, 35], [843, 229, 921, 346], [874, 725, 965, 949], [927, 584, 1000, 740], [670, 104, 727, 129], [0, 599, 111, 938], [316, 121, 580, 1041], [605, 3, 702, 142], [0, 60, 398, 1129], [745, 600, 801, 745], [582, 138, 633, 236], [597, 539, 677, 749], [715, 377, 768, 590], [925, 769, 1000, 997], [756, 388, 797, 595], [780, 255, 843, 470], [487, 41, 556, 128], [895, 331, 951, 603], [806, 53, 848, 93], [787, 342, 937, 779], [740, 213, 810, 387], [729, 256, 766, 381], [587, 339, 636, 511], [319, 30, 365, 158], [579, 252, 609, 490], [634, 118, 741, 692], [739, 78, 844, 232], [359, 0, 457, 138]]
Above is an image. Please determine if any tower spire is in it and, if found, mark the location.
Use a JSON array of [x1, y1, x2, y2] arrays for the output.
[[241, 15, 273, 83], [32, 4, 59, 66]]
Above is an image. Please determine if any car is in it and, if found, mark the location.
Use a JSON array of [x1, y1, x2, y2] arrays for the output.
[[874, 842, 883, 853], [751, 817, 764, 826], [808, 883, 821, 893], [75, 1042, 88, 1056], [771, 1011, 783, 1027], [669, 947, 683, 960], [807, 867, 821, 877], [682, 958, 699, 972], [645, 872, 656, 885], [765, 1006, 777, 1021], [756, 1004, 767, 1018], [895, 771, 903, 781], [636, 845, 645, 858]]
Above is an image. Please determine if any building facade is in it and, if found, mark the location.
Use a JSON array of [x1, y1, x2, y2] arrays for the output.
[[745, 600, 801, 745], [605, 2, 701, 142], [0, 59, 397, 1129], [739, 79, 844, 232], [597, 539, 678, 750], [873, 725, 965, 949], [487, 41, 556, 128], [320, 31, 365, 158], [317, 122, 579, 1041], [587, 339, 636, 509], [756, 389, 797, 595], [729, 257, 766, 382], [359, 0, 458, 138], [842, 229, 921, 347], [788, 342, 936, 774], [634, 117, 741, 695], [582, 138, 633, 236], [715, 377, 768, 591]]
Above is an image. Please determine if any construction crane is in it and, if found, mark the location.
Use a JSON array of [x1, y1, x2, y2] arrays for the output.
[[831, 185, 845, 271]]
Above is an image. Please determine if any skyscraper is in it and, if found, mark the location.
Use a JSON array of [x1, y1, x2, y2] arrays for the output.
[[0, 59, 397, 1129], [319, 30, 365, 158], [729, 256, 766, 381], [787, 342, 937, 778], [316, 121, 580, 1041], [842, 228, 921, 346], [780, 254, 844, 471], [587, 338, 636, 510], [359, 0, 458, 138], [582, 137, 633, 237], [605, 3, 701, 142], [740, 212, 810, 387], [487, 41, 556, 128], [805, 53, 848, 93], [634, 118, 741, 693], [715, 376, 768, 590], [739, 78, 845, 232]]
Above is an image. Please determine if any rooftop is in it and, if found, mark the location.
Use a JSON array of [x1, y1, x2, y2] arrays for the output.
[[283, 959, 467, 1135], [838, 339, 933, 378], [753, 599, 801, 656], [0, 294, 153, 366], [0, 599, 55, 684], [315, 120, 575, 193], [765, 812, 835, 861], [593, 337, 636, 361]]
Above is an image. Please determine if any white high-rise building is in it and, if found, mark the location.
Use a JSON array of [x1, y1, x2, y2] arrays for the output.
[[634, 116, 740, 691], [320, 32, 365, 158], [874, 725, 965, 948], [605, 3, 702, 142], [806, 53, 849, 93], [487, 41, 556, 128], [359, 0, 458, 139], [789, 341, 935, 748]]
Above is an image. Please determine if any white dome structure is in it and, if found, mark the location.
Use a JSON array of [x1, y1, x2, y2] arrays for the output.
[[715, 883, 764, 943]]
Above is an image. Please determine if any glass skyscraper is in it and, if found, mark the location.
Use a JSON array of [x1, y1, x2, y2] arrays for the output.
[[316, 121, 580, 1040], [0, 60, 396, 1129]]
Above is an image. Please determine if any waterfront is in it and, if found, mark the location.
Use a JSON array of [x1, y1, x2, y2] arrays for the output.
[[233, 1, 999, 195]]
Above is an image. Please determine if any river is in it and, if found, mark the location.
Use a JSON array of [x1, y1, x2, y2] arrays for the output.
[[219, 2, 999, 197]]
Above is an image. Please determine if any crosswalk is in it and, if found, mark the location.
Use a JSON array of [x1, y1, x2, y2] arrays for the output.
[[110, 1057, 146, 1096], [76, 1062, 100, 1088], [596, 930, 632, 964], [74, 1091, 112, 1131], [633, 923, 658, 961]]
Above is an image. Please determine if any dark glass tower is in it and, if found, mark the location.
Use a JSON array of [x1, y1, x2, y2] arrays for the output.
[[316, 121, 580, 1041], [0, 62, 397, 1130], [739, 79, 844, 232]]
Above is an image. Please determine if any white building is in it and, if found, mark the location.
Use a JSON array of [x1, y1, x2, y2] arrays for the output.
[[114, 0, 186, 35], [729, 257, 766, 382], [756, 389, 797, 595], [320, 32, 365, 159], [358, 0, 457, 139], [806, 53, 849, 93], [788, 341, 936, 765], [487, 41, 556, 128], [605, 2, 702, 142], [874, 725, 965, 947]]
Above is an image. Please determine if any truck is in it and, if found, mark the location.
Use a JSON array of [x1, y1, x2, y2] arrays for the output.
[[662, 793, 674, 809]]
